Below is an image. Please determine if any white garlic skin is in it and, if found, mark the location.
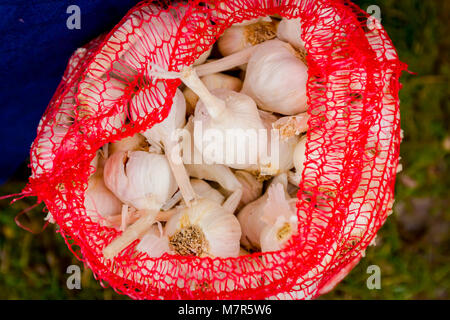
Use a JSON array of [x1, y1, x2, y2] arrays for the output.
[[136, 224, 171, 258], [84, 170, 123, 219], [236, 193, 269, 249], [165, 199, 241, 258], [193, 46, 213, 66], [258, 110, 298, 175], [109, 133, 147, 156], [242, 39, 308, 115], [103, 151, 177, 210], [232, 16, 272, 27], [193, 88, 265, 170], [190, 179, 225, 204], [276, 18, 305, 50], [183, 73, 242, 115], [259, 184, 298, 252], [234, 170, 263, 208], [293, 135, 307, 174], [140, 87, 186, 149], [237, 174, 291, 250], [218, 26, 248, 57]]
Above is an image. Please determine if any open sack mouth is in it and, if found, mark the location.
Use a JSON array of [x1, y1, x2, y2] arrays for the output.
[[26, 0, 407, 300]]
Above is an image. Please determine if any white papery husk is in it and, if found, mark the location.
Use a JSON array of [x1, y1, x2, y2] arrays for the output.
[[103, 151, 177, 210], [165, 199, 241, 258], [242, 39, 308, 115]]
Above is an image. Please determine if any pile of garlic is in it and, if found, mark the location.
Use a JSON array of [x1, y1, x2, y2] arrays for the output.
[[81, 15, 314, 261]]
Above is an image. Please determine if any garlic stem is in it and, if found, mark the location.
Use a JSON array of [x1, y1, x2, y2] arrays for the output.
[[105, 207, 177, 229], [164, 139, 196, 206], [161, 190, 183, 211], [180, 67, 226, 119], [222, 188, 243, 214], [120, 204, 129, 231], [155, 208, 177, 222], [194, 45, 257, 77], [103, 209, 159, 259], [185, 163, 242, 192]]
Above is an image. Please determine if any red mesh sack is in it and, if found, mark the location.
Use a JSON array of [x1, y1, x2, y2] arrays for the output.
[[21, 0, 407, 299]]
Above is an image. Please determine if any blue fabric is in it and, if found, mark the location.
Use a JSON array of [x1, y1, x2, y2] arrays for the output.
[[0, 0, 140, 183]]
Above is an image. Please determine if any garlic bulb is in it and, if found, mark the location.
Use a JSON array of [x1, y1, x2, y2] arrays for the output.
[[103, 151, 177, 211], [84, 168, 123, 220], [131, 84, 195, 205], [182, 116, 243, 193], [109, 133, 148, 155], [217, 20, 278, 57], [237, 174, 294, 250], [165, 199, 241, 257], [136, 223, 172, 258], [259, 184, 298, 252], [241, 39, 308, 115], [152, 66, 267, 170], [193, 88, 265, 169], [183, 73, 243, 115], [276, 18, 305, 50]]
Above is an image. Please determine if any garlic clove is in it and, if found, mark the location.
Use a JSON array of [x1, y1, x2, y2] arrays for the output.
[[234, 170, 263, 209], [136, 223, 172, 258], [292, 134, 307, 180], [218, 20, 278, 57], [276, 18, 305, 50], [190, 179, 225, 204], [241, 39, 308, 115], [103, 151, 177, 211], [109, 133, 148, 155], [237, 194, 268, 250], [165, 199, 241, 258], [84, 169, 123, 221], [237, 173, 292, 250]]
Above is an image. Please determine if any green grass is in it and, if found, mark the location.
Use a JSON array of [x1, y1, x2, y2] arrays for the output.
[[0, 0, 448, 299]]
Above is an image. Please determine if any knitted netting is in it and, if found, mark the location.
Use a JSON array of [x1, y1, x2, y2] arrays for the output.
[[23, 0, 407, 299]]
